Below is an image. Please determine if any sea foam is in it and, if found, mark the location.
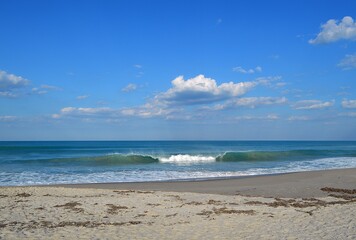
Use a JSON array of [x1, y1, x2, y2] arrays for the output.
[[159, 154, 216, 164]]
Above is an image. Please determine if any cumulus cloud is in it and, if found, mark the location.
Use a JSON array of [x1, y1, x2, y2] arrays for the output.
[[309, 16, 356, 44], [0, 70, 29, 89], [52, 74, 286, 121], [293, 100, 334, 110], [337, 53, 356, 70], [122, 83, 137, 92], [156, 75, 257, 105], [0, 70, 61, 97], [342, 99, 356, 108], [232, 66, 262, 74], [0, 70, 29, 97]]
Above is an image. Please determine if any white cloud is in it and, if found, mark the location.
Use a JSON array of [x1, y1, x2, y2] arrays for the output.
[[232, 97, 287, 108], [232, 66, 262, 74], [52, 74, 286, 121], [121, 103, 178, 119], [0, 70, 61, 97], [133, 64, 142, 69], [77, 95, 89, 100], [53, 107, 115, 119], [206, 97, 287, 111], [0, 70, 29, 97], [342, 99, 356, 108], [288, 116, 310, 121], [337, 53, 356, 70], [0, 115, 18, 122], [0, 70, 29, 89], [31, 85, 61, 95], [122, 83, 137, 92], [31, 88, 48, 95], [309, 16, 356, 44], [53, 104, 178, 121], [62, 107, 113, 115], [275, 82, 287, 87], [157, 74, 258, 105], [235, 114, 279, 121], [40, 85, 62, 90], [293, 100, 334, 110], [339, 112, 356, 117], [0, 91, 17, 98]]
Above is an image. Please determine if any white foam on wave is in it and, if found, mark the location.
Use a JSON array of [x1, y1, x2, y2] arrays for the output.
[[159, 154, 216, 164], [1, 157, 356, 187]]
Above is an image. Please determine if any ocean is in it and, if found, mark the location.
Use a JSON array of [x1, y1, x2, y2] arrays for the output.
[[1, 141, 356, 186]]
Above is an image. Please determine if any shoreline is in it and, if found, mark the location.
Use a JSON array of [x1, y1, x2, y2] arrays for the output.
[[47, 167, 356, 198], [1, 167, 355, 239]]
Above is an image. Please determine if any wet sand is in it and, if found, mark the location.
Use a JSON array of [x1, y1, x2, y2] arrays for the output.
[[60, 168, 356, 198], [0, 168, 355, 239]]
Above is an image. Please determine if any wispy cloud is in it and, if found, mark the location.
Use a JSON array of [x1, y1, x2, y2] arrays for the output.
[[309, 16, 356, 44], [342, 99, 356, 108], [121, 103, 178, 119], [293, 100, 334, 110], [288, 115, 310, 121], [337, 53, 356, 70], [235, 114, 279, 121], [339, 112, 356, 117], [205, 97, 287, 111], [32, 85, 62, 95], [122, 83, 138, 92], [76, 95, 89, 100], [232, 66, 262, 74], [0, 115, 18, 122], [52, 107, 115, 119]]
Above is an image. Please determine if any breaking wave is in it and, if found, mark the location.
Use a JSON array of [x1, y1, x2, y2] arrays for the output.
[[9, 149, 356, 166]]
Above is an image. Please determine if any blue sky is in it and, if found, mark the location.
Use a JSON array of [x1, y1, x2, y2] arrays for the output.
[[1, 0, 356, 140]]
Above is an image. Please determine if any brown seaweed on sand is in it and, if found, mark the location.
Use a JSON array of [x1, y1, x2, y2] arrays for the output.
[[54, 202, 84, 213]]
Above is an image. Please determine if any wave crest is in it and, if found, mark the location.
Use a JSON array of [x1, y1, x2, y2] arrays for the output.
[[159, 154, 216, 164]]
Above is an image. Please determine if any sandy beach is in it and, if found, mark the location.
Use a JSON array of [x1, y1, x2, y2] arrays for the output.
[[1, 168, 355, 239]]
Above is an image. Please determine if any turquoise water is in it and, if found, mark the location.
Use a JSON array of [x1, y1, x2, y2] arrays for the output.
[[1, 141, 356, 186]]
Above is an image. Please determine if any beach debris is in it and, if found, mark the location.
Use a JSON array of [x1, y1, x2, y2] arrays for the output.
[[320, 187, 356, 195], [146, 203, 161, 207], [207, 199, 223, 205], [197, 207, 255, 217], [16, 193, 31, 197], [106, 204, 129, 214], [54, 202, 84, 213]]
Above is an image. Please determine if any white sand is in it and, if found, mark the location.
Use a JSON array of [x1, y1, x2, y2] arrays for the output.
[[0, 186, 355, 239]]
